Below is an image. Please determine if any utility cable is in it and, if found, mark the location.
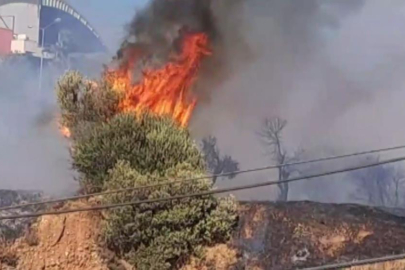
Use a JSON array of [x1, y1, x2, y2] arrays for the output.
[[2, 144, 405, 212], [300, 252, 405, 270], [1, 155, 404, 220]]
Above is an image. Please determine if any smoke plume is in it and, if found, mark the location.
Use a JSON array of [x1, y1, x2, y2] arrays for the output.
[[0, 58, 76, 195], [115, 0, 219, 83], [67, 0, 405, 203], [185, 0, 405, 202]]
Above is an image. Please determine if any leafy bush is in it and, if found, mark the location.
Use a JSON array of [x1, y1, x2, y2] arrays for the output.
[[57, 70, 239, 269], [102, 161, 238, 270], [71, 113, 204, 191], [56, 71, 120, 138]]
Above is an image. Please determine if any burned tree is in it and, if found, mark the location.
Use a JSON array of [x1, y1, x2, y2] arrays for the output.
[[258, 117, 301, 202], [201, 136, 239, 184], [350, 156, 405, 207]]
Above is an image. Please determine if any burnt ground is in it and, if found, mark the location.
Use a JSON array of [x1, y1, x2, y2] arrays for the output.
[[3, 200, 405, 270], [235, 201, 405, 270]]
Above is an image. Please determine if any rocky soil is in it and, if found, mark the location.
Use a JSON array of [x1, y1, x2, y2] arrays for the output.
[[236, 201, 405, 269], [3, 200, 405, 270], [0, 189, 42, 240]]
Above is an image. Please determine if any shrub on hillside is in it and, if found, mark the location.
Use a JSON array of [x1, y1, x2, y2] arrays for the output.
[[57, 70, 239, 270], [71, 113, 204, 191], [102, 161, 238, 270], [56, 71, 120, 138]]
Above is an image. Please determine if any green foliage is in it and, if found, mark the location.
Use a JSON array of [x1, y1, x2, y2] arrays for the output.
[[56, 70, 120, 138], [57, 70, 239, 269], [71, 112, 204, 191], [102, 161, 238, 270]]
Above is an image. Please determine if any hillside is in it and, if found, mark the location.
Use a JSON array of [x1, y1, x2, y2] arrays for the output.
[[237, 201, 405, 269], [0, 190, 42, 241], [2, 201, 405, 270]]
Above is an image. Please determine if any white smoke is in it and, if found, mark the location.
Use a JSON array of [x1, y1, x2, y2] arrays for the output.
[[0, 58, 77, 195]]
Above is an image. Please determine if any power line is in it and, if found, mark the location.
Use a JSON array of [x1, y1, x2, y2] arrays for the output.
[[301, 253, 405, 270], [1, 155, 404, 220], [2, 144, 405, 213]]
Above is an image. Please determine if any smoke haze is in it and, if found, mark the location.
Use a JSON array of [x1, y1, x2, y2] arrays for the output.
[[71, 0, 405, 203], [0, 59, 77, 194], [189, 0, 405, 201], [0, 0, 134, 195], [4, 0, 405, 203], [0, 0, 144, 195]]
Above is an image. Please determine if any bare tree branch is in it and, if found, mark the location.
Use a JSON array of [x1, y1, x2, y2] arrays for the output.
[[350, 156, 405, 208], [201, 136, 239, 184], [258, 117, 300, 202]]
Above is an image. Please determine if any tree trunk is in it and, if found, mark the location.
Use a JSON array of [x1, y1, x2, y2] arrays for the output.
[[277, 167, 289, 202], [277, 182, 289, 201]]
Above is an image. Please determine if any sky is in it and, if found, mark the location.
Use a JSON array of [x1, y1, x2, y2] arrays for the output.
[[67, 0, 149, 52]]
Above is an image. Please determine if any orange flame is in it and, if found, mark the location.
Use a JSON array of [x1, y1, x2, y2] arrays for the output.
[[60, 125, 71, 138], [106, 32, 211, 127]]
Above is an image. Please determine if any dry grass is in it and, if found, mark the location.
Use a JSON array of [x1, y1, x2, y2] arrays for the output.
[[237, 202, 405, 269], [242, 205, 267, 240], [0, 241, 18, 269], [346, 259, 405, 270], [181, 244, 239, 270]]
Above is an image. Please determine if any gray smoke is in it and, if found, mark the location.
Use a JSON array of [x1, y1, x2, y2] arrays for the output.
[[113, 0, 221, 84], [27, 0, 405, 202], [190, 0, 405, 202], [0, 58, 77, 195], [0, 0, 135, 195]]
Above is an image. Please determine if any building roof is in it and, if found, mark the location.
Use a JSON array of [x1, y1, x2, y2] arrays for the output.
[[0, 0, 105, 51]]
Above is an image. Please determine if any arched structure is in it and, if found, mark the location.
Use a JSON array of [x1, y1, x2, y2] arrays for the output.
[[0, 0, 106, 57]]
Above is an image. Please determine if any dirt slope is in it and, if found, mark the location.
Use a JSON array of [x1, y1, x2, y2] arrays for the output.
[[236, 201, 405, 270], [3, 201, 405, 270], [0, 201, 108, 270], [0, 189, 43, 240]]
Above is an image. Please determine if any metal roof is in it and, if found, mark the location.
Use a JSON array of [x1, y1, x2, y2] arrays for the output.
[[0, 0, 103, 43]]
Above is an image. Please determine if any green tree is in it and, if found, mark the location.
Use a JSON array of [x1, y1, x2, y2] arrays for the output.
[[56, 70, 238, 269], [56, 70, 120, 139], [103, 161, 237, 270], [71, 113, 204, 192]]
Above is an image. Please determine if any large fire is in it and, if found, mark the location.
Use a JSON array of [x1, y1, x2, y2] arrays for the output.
[[59, 32, 210, 138], [106, 32, 211, 127]]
